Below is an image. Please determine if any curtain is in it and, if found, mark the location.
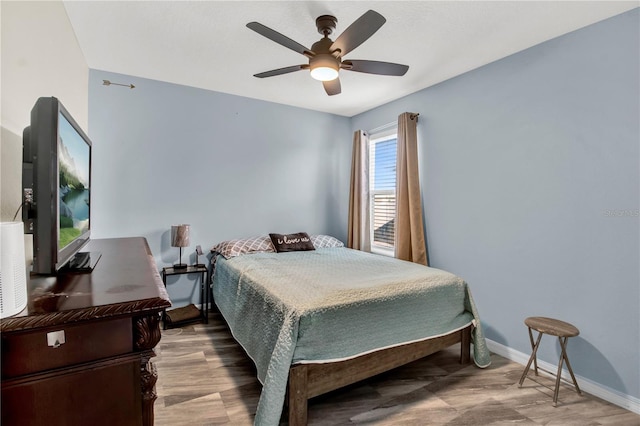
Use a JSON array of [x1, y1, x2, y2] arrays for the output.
[[395, 112, 428, 265], [347, 130, 371, 251]]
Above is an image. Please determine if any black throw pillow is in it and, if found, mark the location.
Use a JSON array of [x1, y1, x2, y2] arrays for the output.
[[269, 232, 315, 253]]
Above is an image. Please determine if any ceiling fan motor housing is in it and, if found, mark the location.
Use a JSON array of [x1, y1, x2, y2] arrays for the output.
[[310, 54, 339, 70], [311, 37, 336, 55]]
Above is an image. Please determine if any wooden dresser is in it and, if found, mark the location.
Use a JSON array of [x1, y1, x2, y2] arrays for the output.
[[1, 237, 171, 426]]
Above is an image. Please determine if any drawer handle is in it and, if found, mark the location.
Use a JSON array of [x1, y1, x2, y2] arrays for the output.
[[47, 330, 66, 348]]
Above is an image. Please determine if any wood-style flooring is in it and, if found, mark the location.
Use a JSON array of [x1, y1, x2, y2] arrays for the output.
[[153, 310, 639, 425]]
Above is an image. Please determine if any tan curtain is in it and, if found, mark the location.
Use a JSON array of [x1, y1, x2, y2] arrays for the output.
[[395, 112, 428, 265], [347, 130, 371, 251]]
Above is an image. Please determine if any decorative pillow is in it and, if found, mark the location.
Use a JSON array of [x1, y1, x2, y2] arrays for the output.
[[211, 235, 275, 259], [310, 234, 345, 249], [269, 232, 315, 253]]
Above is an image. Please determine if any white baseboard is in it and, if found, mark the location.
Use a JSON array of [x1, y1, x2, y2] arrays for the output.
[[485, 338, 640, 415]]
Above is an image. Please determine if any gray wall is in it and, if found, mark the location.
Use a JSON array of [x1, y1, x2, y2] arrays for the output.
[[352, 9, 639, 400], [88, 70, 351, 306]]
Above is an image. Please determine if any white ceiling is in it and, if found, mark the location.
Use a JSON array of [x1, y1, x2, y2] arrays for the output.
[[63, 1, 637, 117]]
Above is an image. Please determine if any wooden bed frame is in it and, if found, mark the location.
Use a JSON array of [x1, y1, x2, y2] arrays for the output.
[[287, 324, 472, 425]]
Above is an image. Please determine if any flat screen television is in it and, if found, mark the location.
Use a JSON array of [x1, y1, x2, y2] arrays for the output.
[[22, 97, 99, 275]]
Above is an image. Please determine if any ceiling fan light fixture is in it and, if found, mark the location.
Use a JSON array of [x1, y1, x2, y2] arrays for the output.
[[310, 66, 339, 81], [309, 54, 339, 81]]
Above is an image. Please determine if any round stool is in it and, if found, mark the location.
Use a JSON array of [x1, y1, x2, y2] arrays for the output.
[[518, 316, 582, 406]]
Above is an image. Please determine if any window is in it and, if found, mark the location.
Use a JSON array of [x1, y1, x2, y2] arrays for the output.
[[369, 130, 397, 256]]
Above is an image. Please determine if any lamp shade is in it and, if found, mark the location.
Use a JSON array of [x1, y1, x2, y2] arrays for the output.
[[171, 224, 190, 248]]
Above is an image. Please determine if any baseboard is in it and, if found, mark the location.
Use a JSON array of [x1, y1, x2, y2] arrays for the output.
[[485, 338, 640, 415]]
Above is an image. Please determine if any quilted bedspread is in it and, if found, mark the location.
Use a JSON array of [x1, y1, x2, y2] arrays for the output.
[[212, 247, 491, 425]]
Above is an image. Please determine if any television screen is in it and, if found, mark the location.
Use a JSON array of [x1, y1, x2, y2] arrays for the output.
[[23, 97, 94, 275], [58, 112, 90, 251]]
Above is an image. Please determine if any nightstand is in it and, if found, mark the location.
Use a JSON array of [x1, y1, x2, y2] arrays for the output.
[[161, 265, 209, 329]]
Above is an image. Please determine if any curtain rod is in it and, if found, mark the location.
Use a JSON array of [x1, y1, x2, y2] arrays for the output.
[[366, 113, 420, 134]]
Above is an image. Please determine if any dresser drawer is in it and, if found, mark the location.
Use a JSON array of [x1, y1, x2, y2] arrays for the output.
[[1, 317, 133, 378], [2, 359, 142, 426]]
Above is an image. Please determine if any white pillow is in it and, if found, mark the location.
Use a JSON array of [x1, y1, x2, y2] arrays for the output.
[[211, 235, 275, 259], [310, 234, 345, 249]]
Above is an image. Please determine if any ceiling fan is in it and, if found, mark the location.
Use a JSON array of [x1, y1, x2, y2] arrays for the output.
[[247, 10, 409, 96]]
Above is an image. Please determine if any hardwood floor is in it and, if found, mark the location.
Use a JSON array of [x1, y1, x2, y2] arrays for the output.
[[154, 310, 639, 425]]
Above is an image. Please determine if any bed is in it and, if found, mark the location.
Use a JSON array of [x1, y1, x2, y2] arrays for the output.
[[210, 234, 491, 425]]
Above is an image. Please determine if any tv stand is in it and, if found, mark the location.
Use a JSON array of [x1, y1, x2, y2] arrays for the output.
[[1, 237, 171, 426], [61, 250, 102, 272]]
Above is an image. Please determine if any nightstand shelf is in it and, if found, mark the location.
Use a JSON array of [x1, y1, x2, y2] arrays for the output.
[[161, 265, 209, 329]]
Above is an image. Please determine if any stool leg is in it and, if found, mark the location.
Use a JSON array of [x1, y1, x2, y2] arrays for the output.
[[528, 327, 539, 375], [519, 330, 543, 387], [553, 337, 569, 406], [559, 336, 582, 395]]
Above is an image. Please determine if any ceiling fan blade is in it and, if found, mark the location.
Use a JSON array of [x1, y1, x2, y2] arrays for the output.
[[342, 60, 409, 76], [254, 65, 307, 78], [323, 78, 341, 96], [247, 22, 312, 56], [330, 10, 386, 58]]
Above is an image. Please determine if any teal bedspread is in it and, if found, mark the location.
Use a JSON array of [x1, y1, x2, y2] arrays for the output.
[[212, 247, 491, 425]]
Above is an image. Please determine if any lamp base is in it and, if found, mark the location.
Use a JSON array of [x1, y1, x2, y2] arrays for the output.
[[173, 263, 188, 269]]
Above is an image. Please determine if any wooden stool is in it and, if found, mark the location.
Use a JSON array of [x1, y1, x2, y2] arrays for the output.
[[518, 316, 582, 406]]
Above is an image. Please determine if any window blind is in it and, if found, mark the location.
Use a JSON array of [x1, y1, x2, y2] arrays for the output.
[[369, 137, 397, 249]]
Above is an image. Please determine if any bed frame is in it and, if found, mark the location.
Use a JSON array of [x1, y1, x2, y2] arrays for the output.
[[287, 323, 472, 425]]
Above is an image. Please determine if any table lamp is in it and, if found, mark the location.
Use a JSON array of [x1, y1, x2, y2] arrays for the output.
[[171, 224, 190, 269]]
